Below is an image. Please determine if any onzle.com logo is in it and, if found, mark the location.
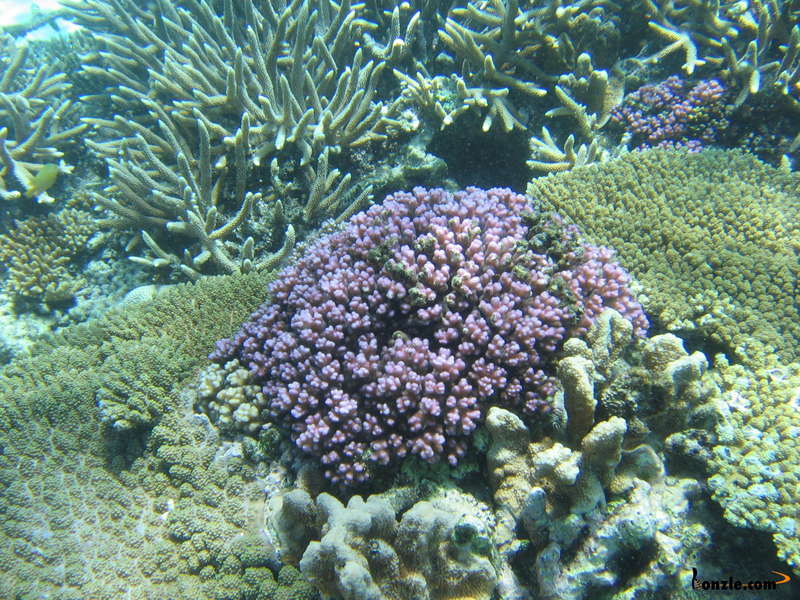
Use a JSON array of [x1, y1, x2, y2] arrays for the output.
[[692, 567, 792, 591]]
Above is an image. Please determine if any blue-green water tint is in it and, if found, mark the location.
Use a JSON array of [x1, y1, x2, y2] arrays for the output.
[[0, 1, 797, 598]]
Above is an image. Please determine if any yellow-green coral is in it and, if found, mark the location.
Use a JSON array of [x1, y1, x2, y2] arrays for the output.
[[0, 207, 96, 305], [705, 356, 800, 573], [528, 148, 800, 367], [0, 270, 320, 598]]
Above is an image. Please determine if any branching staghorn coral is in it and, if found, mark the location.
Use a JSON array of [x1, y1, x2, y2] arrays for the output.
[[300, 146, 375, 223], [392, 0, 798, 173], [433, 0, 548, 132], [64, 0, 398, 164], [361, 1, 422, 65], [392, 0, 632, 173], [643, 0, 800, 108], [362, 0, 453, 66], [420, 0, 629, 133], [62, 0, 400, 278], [0, 34, 86, 203], [527, 125, 609, 172], [87, 103, 294, 280]]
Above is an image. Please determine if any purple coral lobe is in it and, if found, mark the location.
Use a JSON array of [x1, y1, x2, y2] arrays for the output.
[[211, 187, 647, 484], [611, 76, 727, 151]]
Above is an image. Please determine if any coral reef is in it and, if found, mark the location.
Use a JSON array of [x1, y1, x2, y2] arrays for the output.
[[0, 207, 96, 306], [610, 76, 729, 150], [96, 337, 196, 430], [0, 270, 315, 598], [577, 310, 800, 578], [271, 487, 499, 600], [528, 148, 800, 367], [197, 357, 266, 434], [206, 187, 647, 484], [3, 2, 800, 598]]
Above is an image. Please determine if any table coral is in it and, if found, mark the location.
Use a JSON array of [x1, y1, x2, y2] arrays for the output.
[[528, 148, 800, 367], [207, 187, 647, 484]]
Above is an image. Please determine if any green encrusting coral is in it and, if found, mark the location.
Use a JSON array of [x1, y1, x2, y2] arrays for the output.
[[528, 148, 800, 368], [0, 270, 317, 599]]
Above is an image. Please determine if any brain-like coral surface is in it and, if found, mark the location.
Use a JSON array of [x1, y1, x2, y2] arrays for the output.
[[209, 187, 647, 484]]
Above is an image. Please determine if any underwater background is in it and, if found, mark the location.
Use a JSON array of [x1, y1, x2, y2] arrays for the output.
[[0, 1, 799, 598]]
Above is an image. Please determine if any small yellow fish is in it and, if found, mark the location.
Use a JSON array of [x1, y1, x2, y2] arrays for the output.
[[25, 163, 60, 199]]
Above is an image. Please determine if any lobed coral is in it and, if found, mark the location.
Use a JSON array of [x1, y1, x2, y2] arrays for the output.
[[486, 405, 710, 600], [482, 310, 731, 599], [272, 487, 499, 600], [207, 187, 647, 484], [528, 148, 800, 367]]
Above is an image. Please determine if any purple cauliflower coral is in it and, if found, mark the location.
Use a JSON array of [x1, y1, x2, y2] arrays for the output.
[[209, 188, 647, 484], [611, 76, 727, 151]]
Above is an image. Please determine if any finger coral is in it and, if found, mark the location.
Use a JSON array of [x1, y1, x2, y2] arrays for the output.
[[206, 187, 647, 484]]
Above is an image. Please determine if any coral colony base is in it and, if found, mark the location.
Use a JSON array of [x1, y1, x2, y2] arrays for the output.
[[202, 187, 647, 484]]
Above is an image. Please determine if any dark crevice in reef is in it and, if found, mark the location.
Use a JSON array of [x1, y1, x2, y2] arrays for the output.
[[428, 112, 530, 192]]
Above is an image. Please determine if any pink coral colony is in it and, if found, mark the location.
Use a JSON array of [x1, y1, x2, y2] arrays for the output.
[[211, 187, 647, 484]]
